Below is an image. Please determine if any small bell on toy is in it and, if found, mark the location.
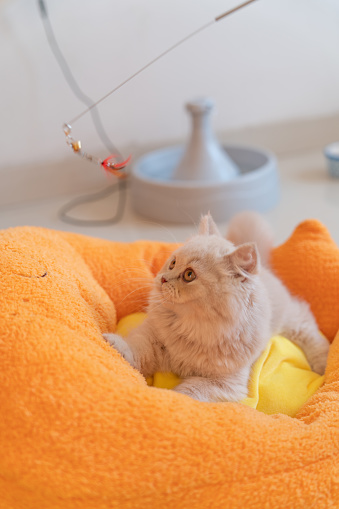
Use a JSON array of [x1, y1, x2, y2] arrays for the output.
[[71, 140, 82, 152], [62, 123, 130, 178]]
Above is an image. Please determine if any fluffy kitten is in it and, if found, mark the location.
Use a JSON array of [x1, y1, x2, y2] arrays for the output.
[[104, 213, 329, 403]]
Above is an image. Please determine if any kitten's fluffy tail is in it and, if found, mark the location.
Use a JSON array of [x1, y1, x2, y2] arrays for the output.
[[226, 211, 274, 267]]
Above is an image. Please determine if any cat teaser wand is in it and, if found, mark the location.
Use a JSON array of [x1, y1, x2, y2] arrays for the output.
[[63, 0, 258, 178]]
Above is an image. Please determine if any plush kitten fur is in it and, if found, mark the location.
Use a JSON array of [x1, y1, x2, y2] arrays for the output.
[[104, 213, 329, 403]]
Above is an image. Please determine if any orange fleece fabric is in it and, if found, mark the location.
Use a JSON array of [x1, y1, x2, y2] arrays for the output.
[[0, 221, 338, 509], [271, 219, 339, 342]]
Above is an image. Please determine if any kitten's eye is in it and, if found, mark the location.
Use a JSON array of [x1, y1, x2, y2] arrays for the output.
[[182, 268, 196, 283], [169, 258, 176, 270]]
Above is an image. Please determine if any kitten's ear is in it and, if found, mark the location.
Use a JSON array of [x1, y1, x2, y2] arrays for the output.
[[198, 213, 221, 236], [227, 243, 259, 276]]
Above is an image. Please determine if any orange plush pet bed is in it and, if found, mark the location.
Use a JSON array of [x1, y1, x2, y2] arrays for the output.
[[1, 220, 339, 508]]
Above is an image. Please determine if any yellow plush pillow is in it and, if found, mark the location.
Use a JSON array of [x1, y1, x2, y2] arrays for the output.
[[116, 313, 324, 417]]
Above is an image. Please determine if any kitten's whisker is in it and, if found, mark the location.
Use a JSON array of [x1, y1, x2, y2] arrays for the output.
[[133, 219, 180, 244], [109, 275, 153, 283], [116, 267, 153, 274], [109, 280, 153, 292], [147, 292, 172, 312], [112, 274, 153, 282], [150, 298, 171, 313], [113, 272, 153, 278], [119, 286, 153, 304], [129, 258, 156, 268], [147, 301, 163, 313], [174, 202, 198, 231], [121, 291, 153, 302]]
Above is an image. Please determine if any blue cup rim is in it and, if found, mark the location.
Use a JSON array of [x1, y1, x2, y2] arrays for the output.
[[324, 143, 339, 161]]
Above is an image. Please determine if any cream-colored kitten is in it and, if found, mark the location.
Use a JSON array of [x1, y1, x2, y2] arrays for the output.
[[104, 213, 329, 402]]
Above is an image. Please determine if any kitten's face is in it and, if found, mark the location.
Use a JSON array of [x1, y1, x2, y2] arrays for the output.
[[152, 214, 259, 313], [154, 236, 238, 306]]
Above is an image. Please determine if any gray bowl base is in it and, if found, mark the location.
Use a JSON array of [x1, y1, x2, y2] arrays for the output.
[[131, 144, 280, 224]]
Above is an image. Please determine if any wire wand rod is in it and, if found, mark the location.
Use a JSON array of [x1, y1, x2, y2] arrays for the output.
[[215, 0, 257, 22], [67, 0, 258, 126]]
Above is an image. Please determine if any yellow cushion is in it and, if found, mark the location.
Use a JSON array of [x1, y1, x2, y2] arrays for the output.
[[117, 312, 324, 417]]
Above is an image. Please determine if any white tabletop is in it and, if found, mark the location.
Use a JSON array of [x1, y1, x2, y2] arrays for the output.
[[1, 148, 338, 247]]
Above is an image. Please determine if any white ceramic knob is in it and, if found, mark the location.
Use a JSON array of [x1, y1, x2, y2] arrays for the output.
[[171, 98, 239, 182]]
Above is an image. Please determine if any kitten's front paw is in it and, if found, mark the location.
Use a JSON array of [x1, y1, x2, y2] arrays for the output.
[[103, 333, 135, 367]]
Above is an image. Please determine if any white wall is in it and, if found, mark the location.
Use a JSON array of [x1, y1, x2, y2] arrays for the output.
[[1, 0, 339, 170]]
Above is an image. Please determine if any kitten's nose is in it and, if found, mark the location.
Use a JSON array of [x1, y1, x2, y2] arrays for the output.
[[161, 276, 167, 284]]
